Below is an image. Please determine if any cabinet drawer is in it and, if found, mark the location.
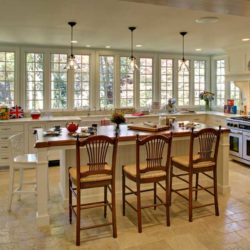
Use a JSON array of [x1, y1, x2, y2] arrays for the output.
[[0, 155, 9, 161], [0, 124, 24, 132], [0, 143, 9, 150], [0, 148, 9, 155]]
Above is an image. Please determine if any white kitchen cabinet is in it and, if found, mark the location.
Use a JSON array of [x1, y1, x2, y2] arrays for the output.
[[0, 124, 24, 167], [205, 115, 226, 127], [175, 114, 206, 123]]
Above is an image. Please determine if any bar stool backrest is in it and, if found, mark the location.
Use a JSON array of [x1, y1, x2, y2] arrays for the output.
[[76, 135, 118, 180], [190, 127, 221, 167], [136, 134, 172, 176], [8, 132, 25, 163]]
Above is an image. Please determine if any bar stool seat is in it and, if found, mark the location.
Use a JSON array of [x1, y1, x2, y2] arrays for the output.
[[14, 154, 37, 164], [123, 163, 166, 180], [69, 164, 112, 183], [171, 155, 215, 169]]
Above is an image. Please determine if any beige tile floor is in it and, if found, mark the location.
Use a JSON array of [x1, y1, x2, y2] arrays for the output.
[[0, 160, 249, 250]]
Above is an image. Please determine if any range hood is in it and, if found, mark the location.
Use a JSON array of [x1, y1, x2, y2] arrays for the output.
[[225, 48, 250, 115]]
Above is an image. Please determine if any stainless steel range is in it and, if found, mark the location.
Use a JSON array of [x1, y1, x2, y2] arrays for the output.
[[226, 116, 250, 165]]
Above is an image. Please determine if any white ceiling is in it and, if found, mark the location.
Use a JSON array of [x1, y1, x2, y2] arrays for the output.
[[1, 0, 250, 55]]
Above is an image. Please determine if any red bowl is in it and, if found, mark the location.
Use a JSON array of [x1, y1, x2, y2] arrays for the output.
[[31, 113, 41, 119]]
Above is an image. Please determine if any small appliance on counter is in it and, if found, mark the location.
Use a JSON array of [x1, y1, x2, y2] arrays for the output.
[[30, 110, 41, 120]]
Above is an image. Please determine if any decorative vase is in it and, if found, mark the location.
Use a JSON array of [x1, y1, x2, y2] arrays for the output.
[[205, 100, 211, 111], [115, 123, 120, 134]]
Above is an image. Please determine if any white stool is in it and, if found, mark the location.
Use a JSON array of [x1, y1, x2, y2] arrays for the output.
[[8, 132, 49, 211]]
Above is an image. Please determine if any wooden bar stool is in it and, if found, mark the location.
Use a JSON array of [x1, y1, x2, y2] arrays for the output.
[[68, 135, 118, 246], [170, 127, 221, 222], [122, 134, 172, 233]]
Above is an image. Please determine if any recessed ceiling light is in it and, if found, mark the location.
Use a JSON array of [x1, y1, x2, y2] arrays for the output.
[[196, 48, 202, 51], [195, 16, 219, 24], [71, 40, 78, 44], [86, 45, 91, 48], [242, 38, 250, 42], [136, 44, 143, 47], [105, 45, 111, 49]]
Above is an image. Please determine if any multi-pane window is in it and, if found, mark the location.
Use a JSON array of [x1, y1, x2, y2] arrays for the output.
[[120, 57, 134, 107], [160, 59, 173, 106], [194, 60, 206, 105], [0, 52, 15, 105], [26, 53, 44, 110], [74, 55, 90, 108], [139, 58, 153, 107], [99, 56, 114, 108], [230, 81, 241, 107], [50, 54, 67, 109], [216, 60, 225, 106], [177, 59, 190, 106]]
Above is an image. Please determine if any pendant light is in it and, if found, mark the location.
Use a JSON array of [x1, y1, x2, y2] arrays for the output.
[[65, 21, 79, 70], [178, 31, 189, 73], [128, 26, 138, 71]]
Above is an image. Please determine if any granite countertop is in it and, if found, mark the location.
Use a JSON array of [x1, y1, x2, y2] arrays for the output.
[[0, 112, 241, 124]]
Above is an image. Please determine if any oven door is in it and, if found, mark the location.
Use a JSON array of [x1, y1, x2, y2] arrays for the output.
[[229, 131, 243, 158], [242, 132, 250, 161]]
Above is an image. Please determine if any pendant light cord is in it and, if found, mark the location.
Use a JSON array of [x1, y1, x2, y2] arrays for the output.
[[131, 29, 133, 58], [71, 25, 73, 56], [182, 34, 184, 61]]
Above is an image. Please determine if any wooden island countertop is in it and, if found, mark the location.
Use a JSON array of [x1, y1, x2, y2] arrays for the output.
[[35, 123, 230, 149]]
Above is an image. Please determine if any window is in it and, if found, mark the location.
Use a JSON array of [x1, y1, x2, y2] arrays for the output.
[[216, 60, 225, 106], [120, 57, 134, 107], [99, 56, 114, 108], [177, 59, 190, 106], [74, 55, 90, 108], [0, 52, 15, 105], [194, 60, 206, 105], [139, 58, 153, 107], [50, 54, 67, 109], [25, 53, 44, 110], [230, 81, 241, 107], [160, 59, 173, 106]]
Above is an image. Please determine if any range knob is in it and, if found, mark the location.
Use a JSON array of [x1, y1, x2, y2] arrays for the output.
[[233, 124, 238, 127]]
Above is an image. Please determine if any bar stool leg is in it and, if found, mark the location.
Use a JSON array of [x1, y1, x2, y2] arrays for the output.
[[213, 169, 219, 216], [166, 179, 170, 226], [8, 165, 15, 211], [69, 177, 72, 224], [153, 182, 157, 210], [122, 168, 126, 216], [76, 188, 81, 246], [188, 172, 193, 222], [136, 182, 142, 233], [111, 182, 117, 238], [18, 168, 24, 201], [104, 185, 107, 218], [169, 164, 173, 206], [195, 173, 199, 200]]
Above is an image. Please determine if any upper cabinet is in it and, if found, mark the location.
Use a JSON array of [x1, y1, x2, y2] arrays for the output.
[[225, 47, 250, 80]]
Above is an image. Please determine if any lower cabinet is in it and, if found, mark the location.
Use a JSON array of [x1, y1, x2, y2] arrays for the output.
[[0, 124, 24, 167]]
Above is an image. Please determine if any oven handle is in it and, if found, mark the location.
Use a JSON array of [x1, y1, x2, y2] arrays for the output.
[[230, 130, 243, 135]]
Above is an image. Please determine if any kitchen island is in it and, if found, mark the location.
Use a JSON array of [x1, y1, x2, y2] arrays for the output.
[[34, 122, 230, 226]]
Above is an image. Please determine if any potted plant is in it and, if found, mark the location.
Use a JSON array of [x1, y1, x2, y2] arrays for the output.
[[110, 112, 126, 131], [199, 91, 215, 111]]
